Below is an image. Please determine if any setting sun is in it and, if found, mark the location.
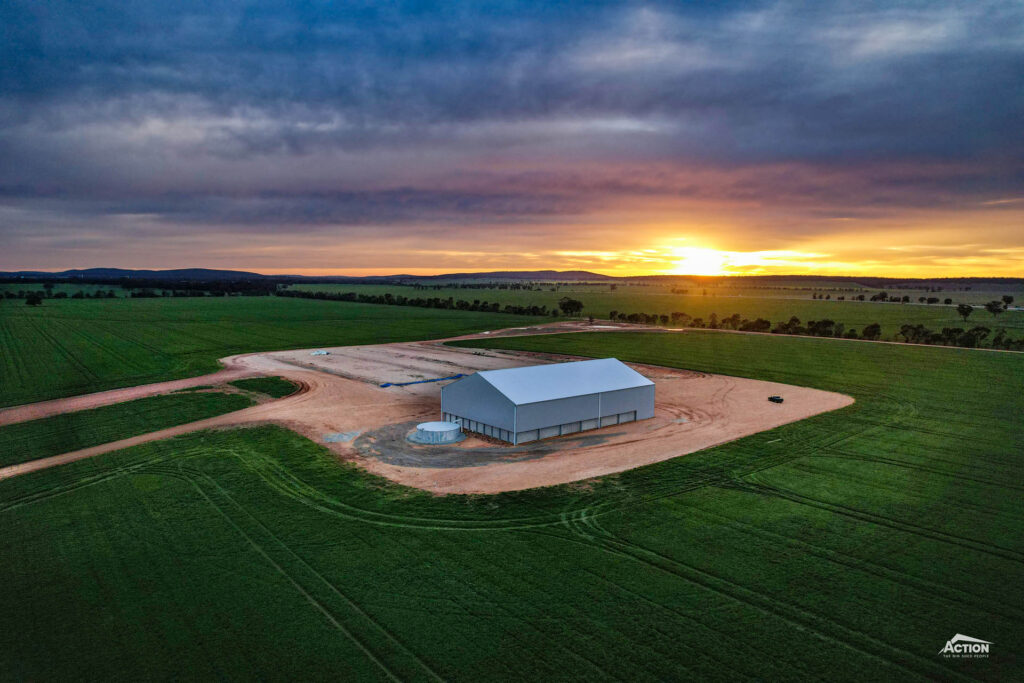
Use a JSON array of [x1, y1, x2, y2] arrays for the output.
[[670, 247, 729, 276]]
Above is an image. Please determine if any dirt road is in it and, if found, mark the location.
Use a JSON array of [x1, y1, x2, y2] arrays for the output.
[[0, 367, 258, 427], [0, 323, 854, 492]]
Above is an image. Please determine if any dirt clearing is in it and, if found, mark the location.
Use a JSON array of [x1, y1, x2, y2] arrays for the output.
[[0, 323, 853, 492]]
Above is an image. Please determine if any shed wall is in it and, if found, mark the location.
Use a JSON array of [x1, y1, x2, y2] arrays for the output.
[[515, 394, 600, 433], [440, 374, 515, 432], [601, 385, 656, 420]]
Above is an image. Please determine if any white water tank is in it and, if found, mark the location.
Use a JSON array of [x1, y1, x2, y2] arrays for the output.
[[410, 421, 463, 444]]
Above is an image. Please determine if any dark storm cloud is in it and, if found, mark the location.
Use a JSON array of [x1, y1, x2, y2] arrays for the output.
[[1, 0, 1022, 267]]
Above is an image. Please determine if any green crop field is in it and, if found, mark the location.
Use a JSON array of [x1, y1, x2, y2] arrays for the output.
[[0, 283, 123, 298], [0, 392, 254, 468], [1, 331, 1021, 679], [0, 297, 528, 408], [229, 376, 298, 398], [288, 282, 1024, 338]]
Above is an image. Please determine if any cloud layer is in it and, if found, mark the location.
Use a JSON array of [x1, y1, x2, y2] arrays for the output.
[[2, 1, 1022, 274]]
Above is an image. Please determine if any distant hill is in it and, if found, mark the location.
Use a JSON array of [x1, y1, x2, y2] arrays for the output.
[[0, 268, 269, 281], [0, 268, 614, 282], [1, 267, 1021, 288]]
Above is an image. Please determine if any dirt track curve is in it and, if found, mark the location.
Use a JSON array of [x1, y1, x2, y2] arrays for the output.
[[0, 322, 854, 493]]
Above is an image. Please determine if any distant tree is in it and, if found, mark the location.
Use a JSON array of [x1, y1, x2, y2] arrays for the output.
[[772, 316, 805, 335], [926, 297, 939, 304], [901, 295, 910, 303], [708, 313, 719, 329], [861, 323, 882, 340], [608, 310, 618, 320], [964, 326, 991, 347], [588, 315, 595, 325], [807, 319, 836, 336], [1002, 295, 1014, 309], [71, 290, 85, 299], [25, 294, 43, 306], [943, 298, 952, 305], [557, 297, 584, 316], [43, 283, 54, 296], [609, 284, 617, 291], [739, 318, 771, 332], [898, 324, 931, 344], [670, 311, 691, 326], [984, 300, 1005, 318], [721, 313, 742, 330], [658, 314, 669, 326], [956, 304, 973, 322], [918, 296, 926, 303], [940, 327, 964, 345]]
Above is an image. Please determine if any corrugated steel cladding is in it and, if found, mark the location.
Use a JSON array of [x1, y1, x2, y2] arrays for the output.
[[441, 358, 655, 444]]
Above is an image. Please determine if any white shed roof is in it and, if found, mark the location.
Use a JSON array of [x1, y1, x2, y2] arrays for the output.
[[476, 358, 653, 405]]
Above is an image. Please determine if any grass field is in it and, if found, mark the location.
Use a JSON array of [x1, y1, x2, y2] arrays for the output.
[[0, 297, 528, 408], [1, 331, 1021, 679], [0, 283, 122, 297], [0, 392, 254, 468], [288, 283, 1024, 338], [229, 376, 298, 398]]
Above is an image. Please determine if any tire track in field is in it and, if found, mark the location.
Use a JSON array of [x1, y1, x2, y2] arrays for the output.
[[67, 324, 155, 377], [734, 478, 1024, 564], [810, 451, 1024, 493], [779, 457, 1024, 525], [88, 320, 173, 357], [0, 451, 181, 514], [565, 515, 825, 682], [24, 317, 98, 382], [179, 465, 430, 683], [680, 498, 1024, 623], [186, 463, 445, 683], [231, 447, 573, 531], [397, 536, 620, 681], [577, 569, 764, 682], [0, 320, 30, 390], [554, 509, 972, 683]]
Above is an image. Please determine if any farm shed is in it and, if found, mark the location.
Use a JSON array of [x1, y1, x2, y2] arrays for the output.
[[441, 358, 654, 444]]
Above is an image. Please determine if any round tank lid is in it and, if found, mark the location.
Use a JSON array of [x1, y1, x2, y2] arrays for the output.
[[416, 421, 461, 432]]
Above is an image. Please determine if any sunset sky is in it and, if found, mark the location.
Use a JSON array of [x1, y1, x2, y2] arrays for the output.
[[2, 1, 1022, 277]]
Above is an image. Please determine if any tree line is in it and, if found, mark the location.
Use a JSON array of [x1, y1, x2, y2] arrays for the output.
[[276, 288, 576, 317]]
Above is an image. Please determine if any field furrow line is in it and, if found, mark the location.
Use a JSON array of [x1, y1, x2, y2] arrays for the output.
[[736, 480, 1024, 564], [815, 451, 1024, 492], [579, 568, 812, 682], [183, 470, 406, 682], [586, 533, 971, 682], [193, 466, 445, 683], [685, 497, 1024, 622], [25, 317, 98, 381]]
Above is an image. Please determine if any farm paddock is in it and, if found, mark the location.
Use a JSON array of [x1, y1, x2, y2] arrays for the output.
[[1, 328, 1021, 681], [0, 329, 851, 493]]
